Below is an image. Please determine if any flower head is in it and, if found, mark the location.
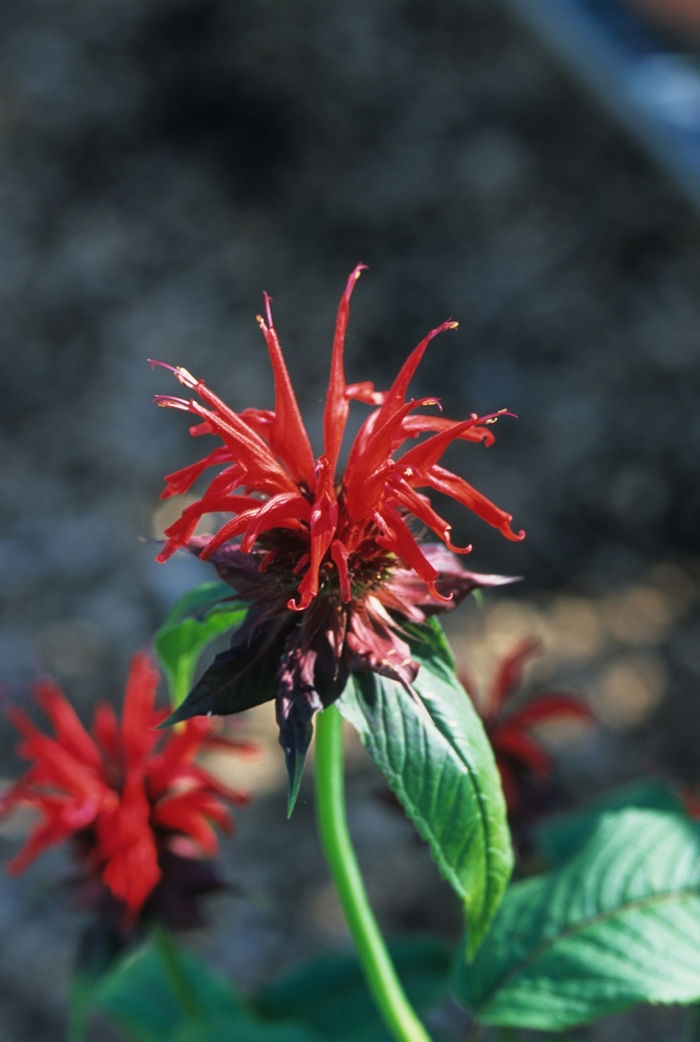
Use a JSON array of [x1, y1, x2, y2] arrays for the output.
[[462, 638, 594, 824], [153, 268, 524, 803], [0, 653, 252, 926]]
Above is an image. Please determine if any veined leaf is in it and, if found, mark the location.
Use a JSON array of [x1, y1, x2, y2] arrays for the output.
[[537, 779, 685, 867], [338, 618, 513, 958], [254, 937, 451, 1042], [453, 808, 700, 1031], [154, 582, 248, 708], [95, 936, 317, 1042]]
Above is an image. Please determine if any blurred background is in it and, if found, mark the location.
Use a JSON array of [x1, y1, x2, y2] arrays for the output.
[[2, 0, 700, 1038]]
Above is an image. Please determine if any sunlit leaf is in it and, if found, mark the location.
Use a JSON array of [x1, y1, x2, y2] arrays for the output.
[[338, 618, 513, 958], [536, 779, 686, 867], [453, 808, 700, 1030], [154, 582, 248, 707]]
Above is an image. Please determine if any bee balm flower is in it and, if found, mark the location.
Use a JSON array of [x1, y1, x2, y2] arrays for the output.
[[153, 267, 523, 803], [0, 653, 252, 925]]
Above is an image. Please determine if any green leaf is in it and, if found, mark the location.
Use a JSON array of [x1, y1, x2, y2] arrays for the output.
[[173, 1018, 317, 1042], [453, 808, 700, 1031], [154, 583, 248, 707], [254, 937, 451, 1042], [95, 936, 318, 1042], [537, 779, 686, 867], [161, 582, 239, 627], [337, 618, 513, 959], [95, 937, 240, 1042]]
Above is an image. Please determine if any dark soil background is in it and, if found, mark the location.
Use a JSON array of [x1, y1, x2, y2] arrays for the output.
[[1, 0, 700, 1038]]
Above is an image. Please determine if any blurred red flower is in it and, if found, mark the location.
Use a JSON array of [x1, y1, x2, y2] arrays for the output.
[[463, 638, 594, 816], [0, 652, 253, 924], [153, 267, 524, 797]]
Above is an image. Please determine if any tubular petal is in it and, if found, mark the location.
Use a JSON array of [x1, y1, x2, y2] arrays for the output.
[[423, 465, 525, 541], [257, 305, 316, 487], [323, 264, 366, 471], [241, 493, 312, 552], [290, 457, 339, 610]]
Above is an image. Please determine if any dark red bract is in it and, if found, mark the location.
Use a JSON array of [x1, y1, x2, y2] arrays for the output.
[[0, 653, 253, 923], [153, 268, 524, 800]]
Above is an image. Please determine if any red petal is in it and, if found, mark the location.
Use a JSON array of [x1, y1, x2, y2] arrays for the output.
[[290, 456, 339, 610], [160, 447, 232, 498], [97, 772, 161, 917], [256, 302, 316, 487], [491, 725, 553, 779], [371, 320, 457, 429], [422, 465, 525, 542], [344, 397, 443, 519], [153, 791, 230, 853], [496, 760, 520, 814], [92, 701, 120, 762], [120, 652, 161, 768], [186, 400, 298, 495], [373, 506, 450, 603], [240, 492, 312, 553], [34, 679, 103, 774], [323, 265, 366, 471], [398, 415, 499, 471], [486, 638, 541, 716], [504, 695, 594, 731], [7, 812, 87, 875], [385, 473, 471, 553], [398, 414, 495, 448], [345, 381, 385, 405], [330, 539, 351, 602]]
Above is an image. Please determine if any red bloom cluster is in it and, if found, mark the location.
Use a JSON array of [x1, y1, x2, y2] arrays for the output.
[[153, 268, 523, 798], [0, 653, 252, 923], [462, 638, 594, 816]]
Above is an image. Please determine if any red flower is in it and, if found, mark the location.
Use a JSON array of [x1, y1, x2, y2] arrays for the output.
[[153, 268, 523, 801], [0, 653, 252, 924], [462, 639, 594, 817]]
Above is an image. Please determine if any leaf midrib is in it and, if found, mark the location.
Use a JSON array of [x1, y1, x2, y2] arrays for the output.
[[413, 670, 505, 922], [480, 883, 700, 1006]]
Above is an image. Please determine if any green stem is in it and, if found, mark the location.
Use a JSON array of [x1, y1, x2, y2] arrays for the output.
[[153, 927, 204, 1022], [67, 979, 88, 1042], [315, 705, 432, 1042]]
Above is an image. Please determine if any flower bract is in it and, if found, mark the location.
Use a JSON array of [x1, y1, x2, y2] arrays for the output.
[[153, 267, 524, 807], [0, 652, 253, 925]]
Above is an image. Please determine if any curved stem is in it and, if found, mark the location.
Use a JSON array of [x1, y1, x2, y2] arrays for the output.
[[153, 927, 204, 1022], [315, 704, 432, 1042]]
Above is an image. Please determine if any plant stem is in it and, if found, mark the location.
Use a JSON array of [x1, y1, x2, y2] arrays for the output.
[[315, 704, 432, 1042], [67, 979, 88, 1042], [153, 927, 204, 1022]]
